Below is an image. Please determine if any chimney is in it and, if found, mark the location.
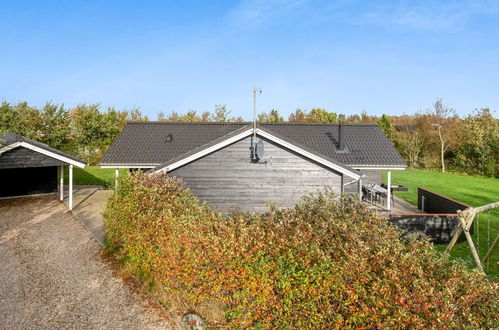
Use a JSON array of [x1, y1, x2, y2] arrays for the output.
[[338, 123, 345, 151]]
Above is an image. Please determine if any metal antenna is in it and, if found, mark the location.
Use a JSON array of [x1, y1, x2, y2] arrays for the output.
[[253, 86, 262, 139]]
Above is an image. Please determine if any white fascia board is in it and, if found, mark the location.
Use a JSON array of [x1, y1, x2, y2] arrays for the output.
[[352, 167, 406, 170], [154, 129, 255, 173], [100, 165, 158, 168], [0, 141, 22, 154], [256, 129, 361, 180], [0, 142, 86, 168]]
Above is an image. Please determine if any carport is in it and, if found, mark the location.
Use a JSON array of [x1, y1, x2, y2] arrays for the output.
[[0, 133, 86, 210]]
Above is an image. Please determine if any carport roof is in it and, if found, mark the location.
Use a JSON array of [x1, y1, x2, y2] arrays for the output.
[[0, 133, 86, 168]]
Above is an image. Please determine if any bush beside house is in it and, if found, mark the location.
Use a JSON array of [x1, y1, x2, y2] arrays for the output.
[[104, 172, 498, 328]]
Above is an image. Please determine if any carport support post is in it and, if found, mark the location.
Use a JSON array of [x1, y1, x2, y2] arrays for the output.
[[59, 165, 64, 201], [115, 168, 119, 190], [358, 178, 362, 201], [387, 170, 391, 211], [69, 165, 73, 211]]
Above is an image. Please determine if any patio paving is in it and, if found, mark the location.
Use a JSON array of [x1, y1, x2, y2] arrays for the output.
[[365, 195, 422, 214], [63, 185, 112, 245]]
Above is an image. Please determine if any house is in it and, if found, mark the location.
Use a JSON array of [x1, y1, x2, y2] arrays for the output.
[[100, 122, 406, 212], [0, 133, 86, 210]]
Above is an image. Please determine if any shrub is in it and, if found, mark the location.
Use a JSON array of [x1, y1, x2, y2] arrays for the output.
[[104, 172, 498, 328]]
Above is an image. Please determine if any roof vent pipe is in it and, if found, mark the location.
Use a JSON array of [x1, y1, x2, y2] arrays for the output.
[[338, 123, 345, 151]]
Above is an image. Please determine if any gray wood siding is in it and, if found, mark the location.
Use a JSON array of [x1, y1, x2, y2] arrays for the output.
[[0, 147, 65, 169], [169, 136, 343, 213]]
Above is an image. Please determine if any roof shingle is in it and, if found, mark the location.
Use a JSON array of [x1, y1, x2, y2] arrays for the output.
[[100, 122, 406, 167]]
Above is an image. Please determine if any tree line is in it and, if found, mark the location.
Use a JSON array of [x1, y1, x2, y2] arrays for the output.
[[0, 100, 497, 177]]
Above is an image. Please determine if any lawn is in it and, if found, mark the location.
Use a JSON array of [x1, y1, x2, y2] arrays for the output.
[[62, 166, 128, 188], [383, 168, 499, 277]]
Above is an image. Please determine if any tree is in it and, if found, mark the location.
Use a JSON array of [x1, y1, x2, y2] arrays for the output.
[[39, 103, 71, 151], [307, 108, 338, 123], [377, 114, 394, 140], [70, 104, 123, 163], [454, 108, 499, 177], [178, 110, 200, 122], [428, 99, 456, 173], [288, 109, 307, 122], [211, 104, 230, 122], [267, 109, 284, 123]]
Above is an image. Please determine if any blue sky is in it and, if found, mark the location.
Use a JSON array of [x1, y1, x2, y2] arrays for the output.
[[1, 0, 498, 119]]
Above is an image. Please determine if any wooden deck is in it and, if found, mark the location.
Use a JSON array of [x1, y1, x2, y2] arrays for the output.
[[365, 195, 421, 214]]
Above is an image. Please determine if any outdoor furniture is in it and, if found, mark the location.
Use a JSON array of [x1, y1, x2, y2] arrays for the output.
[[382, 183, 408, 192], [363, 184, 395, 208], [373, 184, 394, 207]]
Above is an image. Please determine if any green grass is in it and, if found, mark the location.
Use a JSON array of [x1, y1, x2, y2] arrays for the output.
[[62, 166, 128, 188], [383, 168, 499, 277]]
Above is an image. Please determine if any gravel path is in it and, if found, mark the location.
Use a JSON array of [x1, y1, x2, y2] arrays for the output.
[[0, 195, 171, 329]]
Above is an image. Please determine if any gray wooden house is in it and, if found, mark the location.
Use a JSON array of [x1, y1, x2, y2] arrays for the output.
[[100, 122, 406, 212]]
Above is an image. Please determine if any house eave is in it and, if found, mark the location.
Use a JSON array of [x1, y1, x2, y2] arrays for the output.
[[99, 164, 160, 168], [351, 166, 407, 170]]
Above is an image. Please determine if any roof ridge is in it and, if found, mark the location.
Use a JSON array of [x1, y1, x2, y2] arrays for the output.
[[126, 121, 378, 126], [260, 123, 378, 126], [126, 121, 251, 125]]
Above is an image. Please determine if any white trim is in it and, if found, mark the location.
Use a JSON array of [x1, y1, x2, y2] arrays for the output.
[[59, 165, 64, 201], [352, 167, 406, 170], [69, 165, 73, 211], [0, 141, 22, 154], [115, 168, 119, 189], [387, 170, 391, 211], [0, 141, 86, 168], [100, 165, 158, 168], [153, 128, 361, 180]]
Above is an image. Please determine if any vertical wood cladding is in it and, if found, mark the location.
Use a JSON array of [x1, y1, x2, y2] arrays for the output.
[[417, 188, 469, 213], [169, 136, 343, 212], [0, 167, 57, 197], [0, 147, 64, 169]]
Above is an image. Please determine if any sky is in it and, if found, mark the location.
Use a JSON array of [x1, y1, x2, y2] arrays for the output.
[[1, 0, 499, 119]]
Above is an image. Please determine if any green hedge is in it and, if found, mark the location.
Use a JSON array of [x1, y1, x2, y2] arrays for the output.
[[104, 172, 498, 328]]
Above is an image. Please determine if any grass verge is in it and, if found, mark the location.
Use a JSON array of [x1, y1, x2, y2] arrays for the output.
[[383, 168, 499, 278]]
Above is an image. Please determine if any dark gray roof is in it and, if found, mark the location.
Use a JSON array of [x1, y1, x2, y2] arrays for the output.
[[100, 122, 406, 168], [0, 132, 85, 165], [101, 122, 249, 166], [261, 123, 406, 167]]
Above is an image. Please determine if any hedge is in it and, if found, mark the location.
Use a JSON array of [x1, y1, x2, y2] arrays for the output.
[[104, 172, 498, 328]]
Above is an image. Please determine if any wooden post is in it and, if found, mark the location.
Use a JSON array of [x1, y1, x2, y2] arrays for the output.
[[115, 168, 119, 190], [340, 175, 344, 195], [386, 170, 391, 211], [69, 165, 73, 211], [458, 214, 483, 270], [445, 201, 499, 272], [358, 178, 362, 201], [59, 165, 64, 201], [482, 235, 499, 264], [446, 209, 475, 254]]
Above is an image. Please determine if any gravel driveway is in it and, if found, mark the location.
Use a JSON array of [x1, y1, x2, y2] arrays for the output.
[[0, 195, 171, 329]]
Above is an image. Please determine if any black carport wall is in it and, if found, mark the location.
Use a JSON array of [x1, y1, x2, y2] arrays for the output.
[[0, 136, 86, 210]]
